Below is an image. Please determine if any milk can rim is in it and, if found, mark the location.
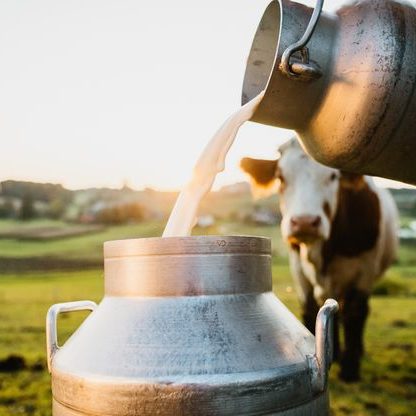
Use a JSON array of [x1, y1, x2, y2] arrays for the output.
[[104, 235, 271, 258]]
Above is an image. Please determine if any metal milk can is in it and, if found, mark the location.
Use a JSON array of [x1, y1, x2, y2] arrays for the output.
[[243, 0, 416, 185], [46, 236, 338, 415]]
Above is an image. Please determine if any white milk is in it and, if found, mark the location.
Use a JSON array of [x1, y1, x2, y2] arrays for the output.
[[163, 91, 265, 237]]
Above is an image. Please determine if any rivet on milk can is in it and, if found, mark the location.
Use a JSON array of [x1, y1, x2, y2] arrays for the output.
[[46, 236, 338, 415], [243, 0, 416, 185]]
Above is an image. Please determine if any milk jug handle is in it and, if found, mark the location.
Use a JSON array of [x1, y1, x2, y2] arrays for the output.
[[280, 0, 324, 80], [46, 300, 97, 373], [309, 298, 339, 392]]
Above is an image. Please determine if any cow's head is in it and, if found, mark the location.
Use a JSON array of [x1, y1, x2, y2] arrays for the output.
[[241, 138, 342, 246]]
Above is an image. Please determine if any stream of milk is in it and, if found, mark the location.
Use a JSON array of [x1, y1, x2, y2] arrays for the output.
[[163, 91, 265, 237]]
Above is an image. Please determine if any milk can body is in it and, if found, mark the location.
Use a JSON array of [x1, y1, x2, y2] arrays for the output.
[[243, 0, 416, 185], [46, 236, 337, 415]]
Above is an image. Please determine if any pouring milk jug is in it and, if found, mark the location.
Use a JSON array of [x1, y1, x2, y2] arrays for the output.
[[243, 0, 416, 185]]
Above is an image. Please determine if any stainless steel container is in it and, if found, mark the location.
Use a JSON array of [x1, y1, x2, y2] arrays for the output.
[[243, 0, 416, 185], [47, 236, 338, 415]]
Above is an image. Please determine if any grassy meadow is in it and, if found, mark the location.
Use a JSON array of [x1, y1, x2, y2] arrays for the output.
[[0, 220, 415, 415]]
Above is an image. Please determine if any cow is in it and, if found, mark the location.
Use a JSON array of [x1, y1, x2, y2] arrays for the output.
[[241, 138, 398, 382]]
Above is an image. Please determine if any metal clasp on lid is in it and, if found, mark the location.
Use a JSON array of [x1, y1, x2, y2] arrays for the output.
[[280, 0, 324, 81]]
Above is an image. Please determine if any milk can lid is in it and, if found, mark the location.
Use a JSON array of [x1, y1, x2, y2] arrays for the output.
[[103, 236, 273, 297], [104, 235, 271, 258]]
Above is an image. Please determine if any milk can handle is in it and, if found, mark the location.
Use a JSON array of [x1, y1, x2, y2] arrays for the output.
[[280, 0, 324, 80], [309, 298, 339, 392], [46, 300, 97, 373]]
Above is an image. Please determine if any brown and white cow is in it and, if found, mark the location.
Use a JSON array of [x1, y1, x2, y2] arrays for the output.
[[241, 138, 398, 382]]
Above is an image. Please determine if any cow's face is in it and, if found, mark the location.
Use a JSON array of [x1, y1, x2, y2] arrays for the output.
[[277, 140, 340, 245], [241, 139, 340, 246]]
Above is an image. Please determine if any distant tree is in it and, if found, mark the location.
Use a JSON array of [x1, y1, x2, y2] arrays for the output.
[[96, 203, 145, 225], [124, 203, 145, 221], [48, 198, 66, 219], [1, 180, 71, 204], [410, 201, 416, 217], [19, 193, 35, 220], [0, 200, 15, 218]]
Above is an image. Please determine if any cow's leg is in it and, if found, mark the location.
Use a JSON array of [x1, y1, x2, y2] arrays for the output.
[[332, 311, 341, 362], [287, 249, 341, 357], [340, 287, 369, 382], [303, 289, 341, 361], [302, 290, 320, 335], [288, 250, 319, 334]]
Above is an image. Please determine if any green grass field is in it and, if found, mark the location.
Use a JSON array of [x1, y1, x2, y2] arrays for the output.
[[0, 220, 415, 415], [0, 219, 165, 260]]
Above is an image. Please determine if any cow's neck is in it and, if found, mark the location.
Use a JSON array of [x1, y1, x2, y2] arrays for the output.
[[322, 178, 380, 273], [299, 242, 322, 268], [298, 241, 324, 290]]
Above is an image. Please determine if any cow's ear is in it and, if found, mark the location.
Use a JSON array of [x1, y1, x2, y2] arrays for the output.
[[240, 157, 279, 197]]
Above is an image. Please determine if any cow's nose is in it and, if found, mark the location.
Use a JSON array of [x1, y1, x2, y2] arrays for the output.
[[290, 215, 322, 233]]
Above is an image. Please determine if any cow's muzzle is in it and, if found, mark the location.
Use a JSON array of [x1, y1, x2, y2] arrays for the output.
[[288, 215, 323, 243]]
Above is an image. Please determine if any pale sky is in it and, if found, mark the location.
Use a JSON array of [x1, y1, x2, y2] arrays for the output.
[[0, 0, 409, 190]]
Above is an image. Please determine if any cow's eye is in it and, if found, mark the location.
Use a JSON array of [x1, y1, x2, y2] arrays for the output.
[[330, 173, 338, 182]]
